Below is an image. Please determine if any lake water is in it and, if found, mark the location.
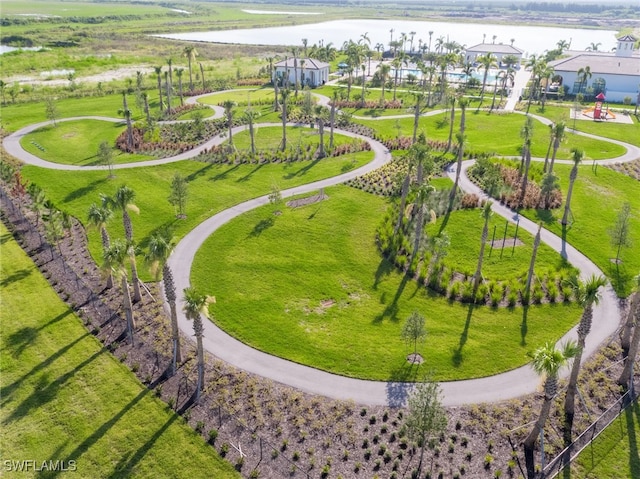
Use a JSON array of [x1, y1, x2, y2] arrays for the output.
[[155, 19, 618, 57]]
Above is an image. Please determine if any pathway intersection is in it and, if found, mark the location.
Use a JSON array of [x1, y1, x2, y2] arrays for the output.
[[4, 91, 637, 406]]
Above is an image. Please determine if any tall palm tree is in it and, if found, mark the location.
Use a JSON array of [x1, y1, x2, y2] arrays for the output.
[[446, 95, 456, 152], [524, 223, 543, 301], [222, 100, 236, 151], [561, 148, 583, 226], [314, 105, 329, 158], [154, 66, 163, 113], [291, 47, 299, 96], [105, 185, 142, 302], [279, 88, 290, 152], [183, 45, 198, 91], [563, 274, 607, 441], [472, 201, 493, 293], [377, 62, 391, 104], [391, 52, 408, 101], [449, 97, 468, 205], [477, 53, 498, 101], [412, 92, 424, 143], [618, 274, 640, 388], [524, 341, 579, 479], [164, 71, 171, 114], [329, 90, 337, 149], [409, 183, 435, 266], [147, 230, 181, 375], [519, 116, 534, 207], [119, 92, 134, 151], [88, 202, 114, 288], [548, 121, 566, 175], [183, 287, 214, 403], [576, 66, 592, 95], [103, 239, 136, 344], [243, 107, 261, 156], [175, 68, 184, 106], [540, 172, 560, 209]]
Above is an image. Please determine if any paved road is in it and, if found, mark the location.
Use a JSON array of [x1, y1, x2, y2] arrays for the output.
[[4, 95, 636, 407]]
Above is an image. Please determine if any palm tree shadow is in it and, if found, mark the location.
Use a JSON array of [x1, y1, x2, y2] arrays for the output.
[[185, 162, 213, 182], [63, 177, 108, 203], [283, 157, 322, 179], [452, 303, 475, 367], [374, 272, 410, 323], [248, 216, 275, 237], [210, 164, 241, 181], [236, 162, 265, 183], [373, 257, 394, 290]]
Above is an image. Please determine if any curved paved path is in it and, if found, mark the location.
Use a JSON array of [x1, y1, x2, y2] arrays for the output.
[[4, 96, 637, 407]]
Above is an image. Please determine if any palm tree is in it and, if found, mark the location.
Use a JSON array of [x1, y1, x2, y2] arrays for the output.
[[472, 201, 493, 293], [243, 107, 261, 156], [428, 31, 433, 52], [314, 105, 329, 159], [103, 239, 136, 344], [561, 148, 583, 226], [147, 229, 181, 375], [563, 274, 608, 441], [391, 53, 408, 101], [164, 71, 171, 114], [175, 68, 184, 105], [548, 121, 566, 175], [519, 116, 534, 207], [586, 42, 601, 52], [524, 223, 543, 301], [446, 95, 456, 152], [119, 92, 134, 151], [524, 341, 579, 479], [199, 62, 206, 91], [105, 185, 142, 302], [540, 172, 560, 209], [409, 183, 436, 266], [477, 53, 497, 101], [377, 62, 391, 104], [291, 47, 299, 96], [279, 88, 290, 151], [152, 66, 162, 108], [329, 90, 337, 149], [222, 100, 236, 151], [88, 202, 114, 288], [183, 45, 198, 91], [576, 66, 592, 95], [183, 287, 214, 403], [412, 92, 424, 143], [449, 97, 468, 205], [618, 274, 640, 388]]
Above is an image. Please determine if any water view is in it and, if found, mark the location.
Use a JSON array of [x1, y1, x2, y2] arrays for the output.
[[156, 18, 618, 57]]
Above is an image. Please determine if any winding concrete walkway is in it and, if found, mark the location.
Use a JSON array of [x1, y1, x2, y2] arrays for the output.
[[4, 95, 637, 407]]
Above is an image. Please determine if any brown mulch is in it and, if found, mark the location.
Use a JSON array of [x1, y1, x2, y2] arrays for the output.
[[286, 190, 329, 209], [1, 181, 636, 479]]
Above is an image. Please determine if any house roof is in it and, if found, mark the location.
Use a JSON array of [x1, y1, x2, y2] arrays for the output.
[[465, 43, 523, 55], [617, 34, 637, 42], [274, 58, 329, 70], [549, 53, 640, 77]]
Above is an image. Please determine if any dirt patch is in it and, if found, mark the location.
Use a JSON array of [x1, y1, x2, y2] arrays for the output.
[[320, 299, 335, 308], [286, 189, 328, 208], [488, 237, 524, 248], [406, 353, 424, 364]]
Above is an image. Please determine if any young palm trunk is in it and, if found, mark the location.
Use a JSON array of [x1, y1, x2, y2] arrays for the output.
[[122, 275, 135, 344], [549, 140, 560, 175], [620, 289, 640, 357], [329, 99, 336, 149], [394, 174, 411, 236], [618, 298, 640, 387], [249, 119, 256, 156], [123, 211, 142, 302], [446, 98, 455, 151], [317, 118, 325, 158], [473, 210, 491, 293], [543, 134, 553, 172], [163, 264, 181, 373], [101, 226, 113, 289], [519, 148, 532, 207], [413, 96, 422, 143], [193, 317, 204, 402], [524, 376, 557, 479], [157, 76, 163, 113], [561, 167, 578, 226], [524, 224, 541, 300], [564, 305, 594, 443]]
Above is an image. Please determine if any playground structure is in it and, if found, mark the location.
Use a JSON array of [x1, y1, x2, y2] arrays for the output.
[[582, 92, 616, 120]]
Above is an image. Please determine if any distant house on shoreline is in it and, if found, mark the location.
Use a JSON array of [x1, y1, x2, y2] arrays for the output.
[[549, 35, 640, 104], [464, 43, 524, 67], [273, 58, 329, 88]]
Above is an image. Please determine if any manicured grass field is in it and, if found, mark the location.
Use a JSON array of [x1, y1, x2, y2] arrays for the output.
[[0, 223, 239, 479], [21, 120, 154, 165], [191, 185, 581, 381], [521, 163, 640, 297], [21, 151, 372, 281], [357, 111, 625, 160], [570, 401, 640, 479]]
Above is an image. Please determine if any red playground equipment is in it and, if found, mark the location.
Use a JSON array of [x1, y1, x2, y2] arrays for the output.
[[582, 92, 615, 121]]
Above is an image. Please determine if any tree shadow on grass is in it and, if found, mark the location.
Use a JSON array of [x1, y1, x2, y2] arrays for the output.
[[63, 177, 108, 203], [373, 272, 410, 323], [0, 267, 32, 287], [236, 162, 265, 182], [105, 413, 179, 479], [42, 389, 152, 479], [2, 345, 106, 425], [373, 257, 394, 290], [283, 157, 322, 180], [210, 164, 241, 182], [609, 260, 631, 297], [248, 216, 275, 237], [534, 208, 556, 226], [0, 232, 13, 245], [185, 162, 214, 182], [452, 303, 475, 368], [629, 400, 640, 478]]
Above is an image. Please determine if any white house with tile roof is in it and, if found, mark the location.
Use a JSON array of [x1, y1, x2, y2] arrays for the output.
[[464, 43, 524, 67], [549, 35, 640, 104], [273, 58, 329, 88]]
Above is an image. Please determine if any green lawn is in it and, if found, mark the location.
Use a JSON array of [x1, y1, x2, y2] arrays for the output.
[[21, 151, 372, 281], [191, 185, 581, 381], [21, 120, 154, 165], [570, 400, 640, 479], [521, 163, 640, 297], [357, 112, 625, 160], [0, 223, 239, 479]]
